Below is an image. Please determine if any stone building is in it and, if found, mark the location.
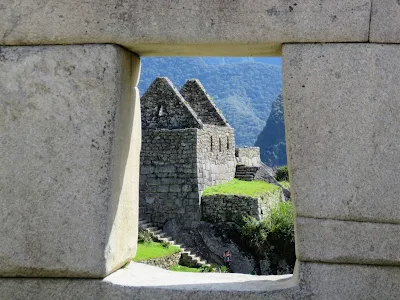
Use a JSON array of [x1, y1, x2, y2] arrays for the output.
[[139, 77, 236, 227]]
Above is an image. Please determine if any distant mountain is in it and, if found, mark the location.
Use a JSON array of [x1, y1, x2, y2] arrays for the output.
[[255, 93, 287, 167], [138, 57, 282, 146]]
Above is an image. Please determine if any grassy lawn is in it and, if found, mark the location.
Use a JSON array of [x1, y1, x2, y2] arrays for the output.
[[169, 264, 202, 272], [134, 242, 181, 262], [203, 179, 280, 197]]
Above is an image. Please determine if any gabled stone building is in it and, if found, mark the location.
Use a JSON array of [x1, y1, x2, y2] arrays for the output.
[[139, 77, 236, 227]]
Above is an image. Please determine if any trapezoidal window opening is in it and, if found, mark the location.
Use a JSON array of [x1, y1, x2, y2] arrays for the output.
[[138, 56, 292, 278]]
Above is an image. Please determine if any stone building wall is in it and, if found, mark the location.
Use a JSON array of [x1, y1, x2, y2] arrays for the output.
[[139, 129, 201, 227], [197, 125, 236, 191], [180, 79, 227, 126], [235, 147, 261, 167], [141, 77, 203, 130]]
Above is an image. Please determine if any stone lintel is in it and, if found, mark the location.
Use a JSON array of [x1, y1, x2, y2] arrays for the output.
[[0, 1, 371, 56]]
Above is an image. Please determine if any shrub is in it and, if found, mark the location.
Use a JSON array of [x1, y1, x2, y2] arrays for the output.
[[161, 240, 170, 248], [138, 229, 153, 244], [239, 201, 295, 274], [275, 165, 289, 182]]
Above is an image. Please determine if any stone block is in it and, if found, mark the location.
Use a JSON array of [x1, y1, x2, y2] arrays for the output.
[[0, 45, 140, 277], [370, 1, 400, 43], [0, 1, 371, 56], [298, 262, 400, 300], [0, 263, 301, 300], [296, 217, 400, 265], [283, 43, 400, 223]]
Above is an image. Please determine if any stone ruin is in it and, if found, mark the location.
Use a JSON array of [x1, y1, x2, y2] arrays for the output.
[[139, 77, 236, 227]]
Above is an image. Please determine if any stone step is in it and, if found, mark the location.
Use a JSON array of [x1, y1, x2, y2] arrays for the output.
[[235, 175, 255, 179], [236, 166, 259, 171], [236, 177, 253, 181], [138, 221, 210, 269], [154, 232, 167, 238], [156, 237, 172, 243]]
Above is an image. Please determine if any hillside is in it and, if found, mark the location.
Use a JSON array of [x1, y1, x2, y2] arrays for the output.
[[255, 94, 287, 167], [138, 57, 282, 146]]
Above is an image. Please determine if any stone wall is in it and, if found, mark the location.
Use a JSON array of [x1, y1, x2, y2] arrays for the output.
[[235, 147, 261, 167], [139, 129, 201, 227], [197, 125, 236, 191], [180, 79, 227, 126], [141, 77, 202, 130], [201, 194, 272, 223], [136, 253, 181, 270], [140, 125, 236, 228]]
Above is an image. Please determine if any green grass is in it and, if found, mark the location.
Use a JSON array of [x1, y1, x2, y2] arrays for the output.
[[279, 181, 290, 189], [133, 242, 181, 262], [169, 264, 202, 272], [202, 179, 280, 197]]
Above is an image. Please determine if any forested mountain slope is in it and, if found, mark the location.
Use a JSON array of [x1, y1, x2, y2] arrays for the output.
[[138, 57, 282, 146], [255, 94, 287, 167]]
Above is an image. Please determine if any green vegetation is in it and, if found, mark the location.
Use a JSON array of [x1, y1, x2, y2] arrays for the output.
[[134, 242, 180, 262], [138, 229, 153, 244], [239, 201, 295, 275], [203, 179, 280, 197], [169, 264, 202, 273], [170, 264, 226, 273], [274, 165, 289, 182], [279, 181, 290, 189]]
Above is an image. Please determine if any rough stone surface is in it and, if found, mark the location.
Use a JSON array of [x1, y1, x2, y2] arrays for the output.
[[136, 253, 181, 270], [0, 44, 140, 277], [0, 263, 299, 300], [235, 147, 261, 167], [180, 79, 227, 126], [140, 129, 200, 226], [0, 1, 371, 56], [296, 217, 400, 265], [5, 262, 400, 299], [141, 77, 202, 130], [298, 262, 400, 300], [197, 125, 236, 190], [201, 195, 271, 223], [140, 78, 235, 227], [283, 43, 400, 224], [196, 222, 256, 274], [370, 0, 400, 43]]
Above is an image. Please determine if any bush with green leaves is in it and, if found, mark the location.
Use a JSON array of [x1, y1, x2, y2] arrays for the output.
[[274, 165, 289, 182], [239, 201, 295, 274], [138, 229, 153, 244]]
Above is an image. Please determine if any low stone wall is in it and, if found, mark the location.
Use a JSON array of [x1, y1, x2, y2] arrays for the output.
[[201, 192, 279, 223], [202, 195, 260, 223], [136, 253, 181, 270], [235, 147, 261, 167]]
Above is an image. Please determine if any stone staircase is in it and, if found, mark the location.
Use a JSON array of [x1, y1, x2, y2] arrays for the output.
[[138, 219, 210, 268], [234, 164, 259, 181]]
